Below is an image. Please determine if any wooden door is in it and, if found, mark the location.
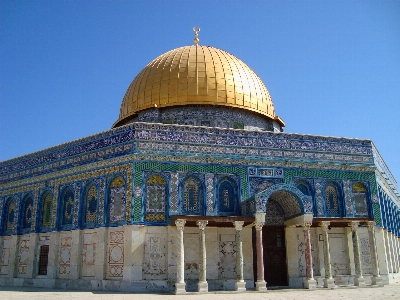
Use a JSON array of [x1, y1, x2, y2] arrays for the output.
[[263, 226, 288, 286]]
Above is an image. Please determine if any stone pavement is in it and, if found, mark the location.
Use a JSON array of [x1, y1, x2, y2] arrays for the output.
[[1, 285, 400, 300]]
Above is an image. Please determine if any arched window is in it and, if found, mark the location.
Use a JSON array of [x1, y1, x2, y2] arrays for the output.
[[145, 174, 167, 222], [217, 177, 238, 215], [3, 197, 15, 233], [352, 182, 368, 216], [108, 177, 126, 224], [181, 176, 203, 215], [21, 195, 34, 231], [60, 187, 74, 228], [83, 183, 98, 226], [40, 192, 52, 229], [324, 183, 340, 216]]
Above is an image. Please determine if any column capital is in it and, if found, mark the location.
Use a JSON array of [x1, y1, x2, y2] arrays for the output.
[[196, 220, 208, 230], [255, 222, 264, 231], [233, 221, 244, 231], [348, 221, 359, 231], [175, 219, 186, 231], [366, 221, 375, 232], [319, 221, 330, 232], [302, 222, 312, 230]]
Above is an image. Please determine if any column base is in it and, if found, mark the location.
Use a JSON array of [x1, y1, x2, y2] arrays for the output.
[[323, 278, 336, 289], [354, 276, 366, 287], [175, 282, 186, 294], [371, 276, 384, 287], [304, 278, 317, 289], [235, 280, 246, 292], [255, 280, 267, 291], [197, 281, 208, 293]]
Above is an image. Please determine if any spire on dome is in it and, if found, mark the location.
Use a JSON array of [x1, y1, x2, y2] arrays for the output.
[[193, 26, 200, 45]]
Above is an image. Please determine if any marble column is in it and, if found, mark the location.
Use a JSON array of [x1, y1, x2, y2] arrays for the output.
[[319, 221, 335, 288], [233, 221, 246, 292], [349, 221, 365, 286], [302, 222, 316, 289], [367, 221, 383, 286], [197, 220, 208, 293], [175, 219, 186, 294], [254, 213, 267, 291]]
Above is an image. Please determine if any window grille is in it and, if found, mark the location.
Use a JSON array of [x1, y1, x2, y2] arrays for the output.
[[38, 245, 49, 275]]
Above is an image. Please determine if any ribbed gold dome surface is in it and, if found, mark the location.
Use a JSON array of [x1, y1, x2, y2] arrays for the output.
[[114, 45, 277, 127]]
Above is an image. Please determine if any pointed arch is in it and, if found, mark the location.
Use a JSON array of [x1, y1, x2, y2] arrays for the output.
[[180, 175, 204, 215], [216, 176, 238, 215], [20, 194, 34, 232], [2, 197, 15, 234], [59, 186, 74, 229], [255, 183, 313, 218], [38, 191, 53, 231], [108, 176, 126, 224], [324, 182, 342, 217], [82, 182, 99, 227]]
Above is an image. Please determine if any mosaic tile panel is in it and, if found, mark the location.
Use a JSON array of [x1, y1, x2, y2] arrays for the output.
[[108, 231, 124, 278], [206, 173, 214, 213], [343, 180, 353, 216], [170, 172, 179, 212]]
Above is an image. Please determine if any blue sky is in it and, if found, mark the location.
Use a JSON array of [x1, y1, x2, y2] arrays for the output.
[[1, 0, 399, 183]]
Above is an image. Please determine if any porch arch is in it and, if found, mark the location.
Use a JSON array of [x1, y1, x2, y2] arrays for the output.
[[255, 183, 313, 220]]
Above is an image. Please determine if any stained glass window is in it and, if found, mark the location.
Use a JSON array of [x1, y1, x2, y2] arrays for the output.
[[85, 184, 98, 224], [61, 187, 74, 226], [352, 182, 368, 216], [42, 193, 52, 227], [109, 177, 126, 224], [325, 184, 339, 215], [217, 178, 237, 214]]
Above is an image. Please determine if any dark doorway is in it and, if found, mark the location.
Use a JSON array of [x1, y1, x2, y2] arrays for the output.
[[253, 226, 288, 286], [38, 245, 49, 275]]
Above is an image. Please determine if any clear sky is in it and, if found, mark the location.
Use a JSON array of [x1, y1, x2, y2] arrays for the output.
[[1, 0, 399, 183]]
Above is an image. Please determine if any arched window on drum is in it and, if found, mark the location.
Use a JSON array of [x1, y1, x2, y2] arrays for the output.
[[20, 194, 34, 232], [108, 176, 126, 224], [181, 176, 203, 215], [217, 177, 238, 215], [324, 183, 341, 217], [145, 174, 167, 223], [60, 186, 74, 229], [352, 182, 369, 217]]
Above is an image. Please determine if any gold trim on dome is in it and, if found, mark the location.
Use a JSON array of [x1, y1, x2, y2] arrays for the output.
[[114, 45, 280, 128]]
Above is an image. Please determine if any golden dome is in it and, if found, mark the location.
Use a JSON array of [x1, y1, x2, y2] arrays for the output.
[[114, 45, 283, 128]]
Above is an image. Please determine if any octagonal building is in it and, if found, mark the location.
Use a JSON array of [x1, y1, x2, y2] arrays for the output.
[[0, 33, 399, 293]]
